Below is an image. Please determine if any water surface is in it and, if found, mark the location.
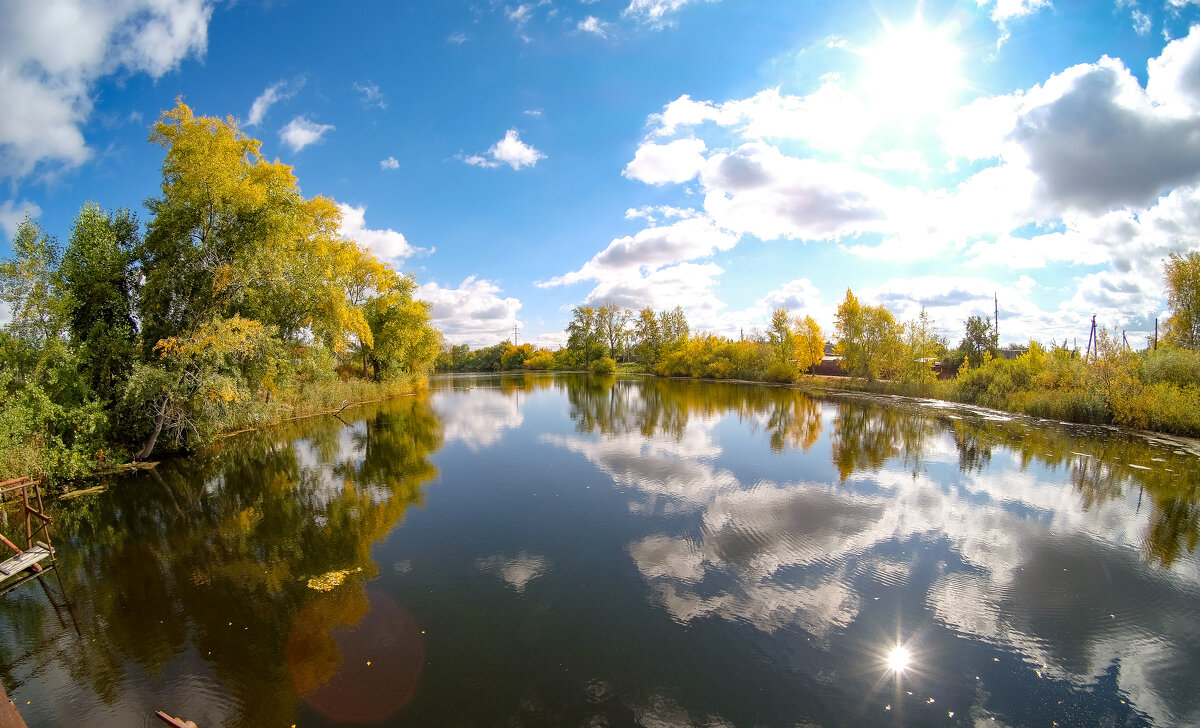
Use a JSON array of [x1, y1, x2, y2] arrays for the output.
[[1, 373, 1198, 727]]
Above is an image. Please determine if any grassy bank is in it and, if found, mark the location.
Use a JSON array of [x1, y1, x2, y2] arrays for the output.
[[0, 374, 428, 484]]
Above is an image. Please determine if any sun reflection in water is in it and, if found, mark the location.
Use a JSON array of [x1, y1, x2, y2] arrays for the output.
[[886, 645, 911, 673]]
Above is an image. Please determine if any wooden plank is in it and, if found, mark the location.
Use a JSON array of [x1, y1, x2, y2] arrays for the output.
[[0, 547, 50, 582], [0, 681, 30, 728]]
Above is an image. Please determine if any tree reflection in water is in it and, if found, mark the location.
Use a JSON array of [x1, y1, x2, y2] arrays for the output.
[[1, 396, 442, 728]]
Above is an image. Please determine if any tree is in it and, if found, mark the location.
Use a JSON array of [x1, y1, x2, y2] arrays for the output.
[[566, 306, 603, 366], [900, 308, 941, 384], [634, 307, 662, 366], [596, 303, 632, 360], [834, 289, 902, 380], [0, 217, 64, 361], [658, 306, 689, 355], [362, 275, 440, 380], [59, 203, 141, 400], [1164, 250, 1200, 349], [768, 308, 795, 364], [957, 314, 999, 368], [793, 315, 824, 374]]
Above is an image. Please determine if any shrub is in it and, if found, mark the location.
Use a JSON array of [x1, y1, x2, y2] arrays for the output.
[[589, 356, 617, 374], [765, 361, 797, 383]]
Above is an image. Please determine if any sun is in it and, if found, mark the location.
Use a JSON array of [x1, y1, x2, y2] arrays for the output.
[[861, 17, 963, 121]]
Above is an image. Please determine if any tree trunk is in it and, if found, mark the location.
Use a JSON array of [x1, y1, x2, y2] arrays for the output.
[[134, 399, 169, 461]]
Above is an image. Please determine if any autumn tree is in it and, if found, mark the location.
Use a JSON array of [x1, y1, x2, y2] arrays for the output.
[[768, 308, 795, 364], [834, 289, 903, 381], [1164, 251, 1200, 348], [792, 315, 824, 375]]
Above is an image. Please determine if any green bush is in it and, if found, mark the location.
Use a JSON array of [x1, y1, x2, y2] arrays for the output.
[[765, 361, 797, 383], [589, 356, 617, 374]]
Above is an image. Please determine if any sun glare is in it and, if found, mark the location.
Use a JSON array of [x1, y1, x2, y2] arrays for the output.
[[862, 19, 962, 120], [886, 646, 912, 673]]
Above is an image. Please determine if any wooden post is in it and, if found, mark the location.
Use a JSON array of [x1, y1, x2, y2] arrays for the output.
[[1154, 318, 1158, 350]]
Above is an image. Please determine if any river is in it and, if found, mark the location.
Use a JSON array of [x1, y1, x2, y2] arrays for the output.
[[1, 373, 1197, 727]]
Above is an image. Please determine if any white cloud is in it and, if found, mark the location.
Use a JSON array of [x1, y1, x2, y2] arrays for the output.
[[980, 0, 1052, 22], [540, 216, 738, 288], [417, 277, 523, 347], [380, 156, 400, 170], [353, 81, 386, 109], [648, 86, 871, 155], [1131, 9, 1152, 36], [279, 117, 334, 153], [337, 203, 428, 262], [463, 129, 545, 170], [623, 0, 711, 27], [623, 138, 707, 184], [523, 108, 543, 118], [700, 142, 894, 241], [0, 0, 213, 179], [578, 16, 612, 38], [1147, 25, 1200, 115], [0, 200, 42, 240], [943, 39, 1200, 218], [247, 78, 302, 127], [447, 32, 468, 44]]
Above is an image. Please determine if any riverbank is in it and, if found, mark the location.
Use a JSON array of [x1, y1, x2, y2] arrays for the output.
[[1, 375, 429, 486]]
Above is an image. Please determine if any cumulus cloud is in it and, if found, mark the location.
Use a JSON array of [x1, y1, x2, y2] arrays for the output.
[[0, 0, 212, 178], [700, 143, 894, 241], [337, 203, 428, 262], [462, 129, 545, 170], [417, 277, 523, 347], [943, 34, 1200, 218], [540, 216, 738, 287], [247, 78, 302, 127], [648, 86, 871, 155], [279, 117, 334, 153], [0, 199, 42, 240], [623, 138, 707, 184], [380, 156, 400, 170]]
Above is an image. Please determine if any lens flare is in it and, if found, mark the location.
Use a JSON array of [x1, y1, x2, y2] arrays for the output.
[[886, 646, 911, 673]]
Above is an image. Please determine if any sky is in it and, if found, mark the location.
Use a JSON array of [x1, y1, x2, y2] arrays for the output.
[[4, 0, 1200, 350]]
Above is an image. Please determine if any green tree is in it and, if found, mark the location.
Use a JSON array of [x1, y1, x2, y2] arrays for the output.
[[767, 308, 795, 364], [566, 306, 603, 366], [59, 203, 141, 400], [957, 314, 999, 368], [0, 217, 64, 372], [634, 307, 662, 367], [596, 303, 632, 360], [1164, 250, 1200, 348]]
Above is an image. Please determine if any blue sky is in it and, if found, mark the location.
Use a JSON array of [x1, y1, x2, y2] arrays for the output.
[[4, 0, 1200, 349]]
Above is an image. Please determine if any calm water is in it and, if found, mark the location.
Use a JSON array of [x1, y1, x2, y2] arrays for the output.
[[2, 373, 1199, 727]]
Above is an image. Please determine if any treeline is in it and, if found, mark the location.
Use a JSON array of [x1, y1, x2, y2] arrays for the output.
[[438, 251, 1200, 436], [1, 102, 440, 481]]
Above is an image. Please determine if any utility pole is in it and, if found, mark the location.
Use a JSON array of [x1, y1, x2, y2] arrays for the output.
[[994, 293, 999, 341], [1154, 318, 1158, 350]]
